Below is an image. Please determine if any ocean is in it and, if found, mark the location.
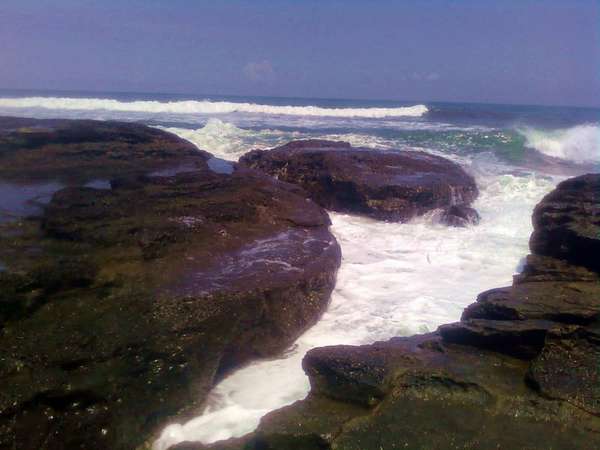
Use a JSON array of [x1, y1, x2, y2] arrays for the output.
[[0, 90, 598, 448]]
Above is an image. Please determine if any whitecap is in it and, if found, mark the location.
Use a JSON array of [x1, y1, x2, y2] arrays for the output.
[[519, 124, 600, 163], [0, 96, 429, 118]]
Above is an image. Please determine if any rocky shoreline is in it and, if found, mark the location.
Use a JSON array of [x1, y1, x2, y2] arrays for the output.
[[0, 118, 342, 450], [1, 116, 597, 450], [173, 174, 600, 450]]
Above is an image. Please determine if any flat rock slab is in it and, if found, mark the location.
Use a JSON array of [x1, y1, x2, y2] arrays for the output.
[[439, 318, 554, 359], [0, 116, 210, 184], [0, 116, 211, 224], [0, 118, 341, 450], [462, 281, 600, 324], [514, 254, 600, 284], [240, 140, 478, 222]]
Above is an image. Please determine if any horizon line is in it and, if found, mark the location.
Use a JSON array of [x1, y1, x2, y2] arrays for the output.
[[0, 86, 599, 111]]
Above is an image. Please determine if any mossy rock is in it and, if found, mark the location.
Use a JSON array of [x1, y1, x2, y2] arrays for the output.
[[0, 117, 341, 450]]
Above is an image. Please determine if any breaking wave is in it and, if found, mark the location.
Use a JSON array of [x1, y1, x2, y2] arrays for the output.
[[0, 96, 428, 118], [164, 119, 462, 164], [162, 119, 302, 160], [519, 124, 600, 163]]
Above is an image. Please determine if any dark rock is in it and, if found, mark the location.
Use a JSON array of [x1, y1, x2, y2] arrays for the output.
[[172, 432, 330, 450], [530, 173, 600, 272], [199, 174, 600, 450], [528, 325, 600, 416], [326, 342, 598, 450], [514, 254, 600, 284], [439, 319, 554, 359], [302, 344, 395, 407], [0, 118, 341, 450], [440, 204, 480, 227], [191, 335, 600, 450], [462, 281, 600, 325], [0, 116, 211, 184], [240, 140, 479, 222]]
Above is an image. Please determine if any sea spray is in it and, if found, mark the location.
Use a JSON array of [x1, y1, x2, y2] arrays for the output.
[[519, 124, 600, 163]]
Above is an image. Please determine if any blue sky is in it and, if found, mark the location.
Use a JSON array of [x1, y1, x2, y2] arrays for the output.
[[1, 0, 598, 106]]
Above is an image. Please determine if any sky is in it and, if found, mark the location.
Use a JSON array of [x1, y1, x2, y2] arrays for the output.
[[0, 0, 599, 107]]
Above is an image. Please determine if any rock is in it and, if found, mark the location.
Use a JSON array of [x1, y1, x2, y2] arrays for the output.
[[302, 344, 396, 407], [439, 318, 554, 359], [440, 204, 480, 227], [0, 118, 341, 450], [171, 431, 330, 450], [193, 174, 600, 450], [186, 335, 600, 450], [530, 173, 600, 272], [514, 254, 600, 284], [528, 325, 600, 416], [240, 140, 479, 222], [462, 281, 600, 324], [0, 116, 210, 184]]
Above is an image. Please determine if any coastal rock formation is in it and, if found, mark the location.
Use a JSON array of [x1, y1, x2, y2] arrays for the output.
[[240, 140, 479, 222], [529, 173, 600, 272], [0, 116, 211, 183], [0, 118, 341, 450], [178, 173, 600, 450]]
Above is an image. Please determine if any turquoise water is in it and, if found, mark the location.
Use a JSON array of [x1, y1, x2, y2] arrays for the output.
[[0, 89, 598, 169]]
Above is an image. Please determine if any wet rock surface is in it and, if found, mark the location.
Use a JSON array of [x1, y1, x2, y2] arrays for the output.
[[0, 118, 341, 450], [182, 173, 600, 450], [440, 204, 481, 227], [530, 173, 600, 272], [0, 116, 210, 183], [0, 116, 211, 224], [240, 140, 479, 222]]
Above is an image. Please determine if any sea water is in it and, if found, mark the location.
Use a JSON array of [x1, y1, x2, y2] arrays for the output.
[[0, 90, 597, 448]]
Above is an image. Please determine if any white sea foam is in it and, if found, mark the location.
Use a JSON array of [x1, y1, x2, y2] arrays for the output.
[[153, 169, 559, 450], [0, 96, 428, 118], [161, 119, 301, 160], [163, 121, 404, 161], [164, 119, 503, 166], [519, 124, 600, 163], [163, 120, 465, 164], [164, 119, 415, 162]]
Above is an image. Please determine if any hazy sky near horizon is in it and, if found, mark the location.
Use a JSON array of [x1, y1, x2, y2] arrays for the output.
[[1, 0, 599, 107]]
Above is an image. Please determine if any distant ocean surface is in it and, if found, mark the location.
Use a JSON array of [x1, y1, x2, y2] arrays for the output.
[[0, 89, 599, 164], [1, 90, 598, 448]]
